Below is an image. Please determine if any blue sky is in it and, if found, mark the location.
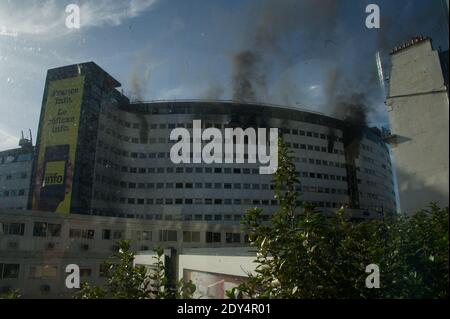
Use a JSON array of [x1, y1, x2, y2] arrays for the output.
[[0, 0, 448, 150]]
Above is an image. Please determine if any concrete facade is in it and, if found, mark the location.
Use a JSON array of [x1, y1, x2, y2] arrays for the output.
[[386, 38, 449, 214], [0, 209, 245, 298], [91, 99, 396, 219]]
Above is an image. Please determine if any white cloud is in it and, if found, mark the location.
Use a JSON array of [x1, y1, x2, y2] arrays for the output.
[[158, 85, 190, 100], [80, 0, 157, 28], [0, 128, 19, 151], [0, 0, 157, 39]]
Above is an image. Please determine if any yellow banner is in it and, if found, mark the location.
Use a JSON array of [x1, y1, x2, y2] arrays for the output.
[[33, 76, 85, 213]]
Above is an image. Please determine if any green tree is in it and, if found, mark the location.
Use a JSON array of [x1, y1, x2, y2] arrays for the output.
[[75, 240, 195, 299], [0, 289, 21, 299], [228, 138, 448, 299]]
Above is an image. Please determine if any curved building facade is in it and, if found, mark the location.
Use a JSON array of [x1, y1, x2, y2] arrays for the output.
[[33, 62, 396, 223], [91, 101, 395, 221]]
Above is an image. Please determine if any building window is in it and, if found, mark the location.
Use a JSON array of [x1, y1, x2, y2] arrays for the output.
[[206, 232, 221, 243], [69, 229, 95, 239], [0, 264, 20, 279], [80, 268, 92, 277], [226, 233, 241, 243], [113, 230, 124, 240], [33, 222, 61, 237], [134, 230, 152, 241], [183, 231, 200, 243], [29, 265, 57, 278], [102, 229, 111, 240], [69, 228, 82, 238], [159, 230, 177, 242], [1, 222, 25, 236], [82, 229, 95, 239]]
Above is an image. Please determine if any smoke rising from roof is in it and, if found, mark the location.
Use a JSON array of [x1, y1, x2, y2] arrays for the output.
[[203, 82, 225, 100], [232, 0, 341, 103], [230, 0, 445, 126], [121, 0, 446, 128], [232, 50, 265, 102]]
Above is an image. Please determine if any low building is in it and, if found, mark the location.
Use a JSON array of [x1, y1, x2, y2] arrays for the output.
[[177, 247, 257, 299], [0, 209, 245, 298]]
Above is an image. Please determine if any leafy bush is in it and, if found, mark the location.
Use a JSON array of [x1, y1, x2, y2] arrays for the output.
[[75, 241, 195, 299], [228, 138, 449, 299]]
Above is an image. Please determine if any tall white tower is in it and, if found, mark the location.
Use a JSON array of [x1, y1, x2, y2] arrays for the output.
[[385, 37, 449, 214]]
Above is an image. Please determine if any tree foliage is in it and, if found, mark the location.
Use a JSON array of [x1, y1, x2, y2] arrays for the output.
[[75, 241, 195, 299], [228, 137, 449, 299], [0, 289, 21, 299]]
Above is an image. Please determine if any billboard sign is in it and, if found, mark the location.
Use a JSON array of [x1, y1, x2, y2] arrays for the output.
[[32, 76, 85, 213]]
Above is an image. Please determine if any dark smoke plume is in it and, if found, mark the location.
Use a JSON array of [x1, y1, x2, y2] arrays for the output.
[[129, 72, 144, 102], [231, 0, 341, 103], [232, 51, 265, 102], [334, 94, 370, 128], [231, 0, 446, 125]]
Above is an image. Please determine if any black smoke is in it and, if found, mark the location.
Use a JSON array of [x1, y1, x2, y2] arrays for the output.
[[230, 0, 446, 125], [231, 0, 341, 103], [232, 50, 265, 102]]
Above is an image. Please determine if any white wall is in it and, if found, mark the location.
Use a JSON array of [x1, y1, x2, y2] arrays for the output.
[[387, 40, 449, 214]]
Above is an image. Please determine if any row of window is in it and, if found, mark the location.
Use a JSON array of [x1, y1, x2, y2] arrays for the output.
[[0, 264, 91, 280], [293, 157, 346, 168], [0, 189, 27, 198], [94, 162, 392, 193], [1, 222, 247, 244], [0, 172, 28, 181], [0, 152, 32, 165], [94, 195, 282, 206], [97, 163, 265, 175], [94, 173, 348, 191], [102, 114, 345, 144], [93, 198, 352, 220], [285, 141, 344, 155], [91, 212, 248, 221], [113, 198, 347, 208], [98, 160, 349, 176], [94, 185, 350, 204], [97, 134, 345, 159]]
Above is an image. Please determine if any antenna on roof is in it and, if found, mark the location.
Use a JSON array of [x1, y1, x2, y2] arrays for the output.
[[19, 129, 33, 149]]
